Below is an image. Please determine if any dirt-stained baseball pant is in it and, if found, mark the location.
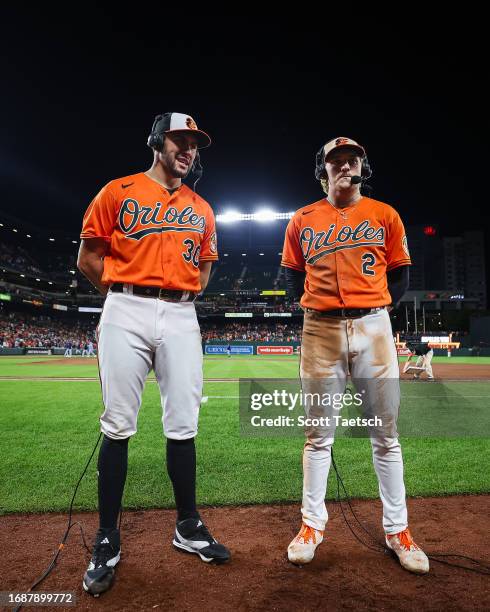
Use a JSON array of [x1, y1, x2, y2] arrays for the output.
[[97, 289, 203, 441], [416, 350, 434, 378], [300, 308, 408, 535], [405, 349, 434, 378]]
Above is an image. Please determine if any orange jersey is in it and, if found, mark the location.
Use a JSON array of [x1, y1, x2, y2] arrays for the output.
[[81, 172, 218, 291], [281, 196, 411, 310]]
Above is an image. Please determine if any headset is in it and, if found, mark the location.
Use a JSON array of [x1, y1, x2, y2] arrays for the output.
[[314, 141, 372, 184], [147, 114, 203, 189]]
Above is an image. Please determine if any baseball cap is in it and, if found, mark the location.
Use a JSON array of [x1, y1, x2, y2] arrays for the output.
[[322, 137, 365, 160], [151, 112, 211, 149]]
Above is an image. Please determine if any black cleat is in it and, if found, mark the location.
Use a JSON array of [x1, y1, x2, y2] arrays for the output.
[[173, 518, 231, 564], [83, 528, 121, 597]]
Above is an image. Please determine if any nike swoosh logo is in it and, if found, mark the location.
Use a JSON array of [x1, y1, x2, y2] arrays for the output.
[[302, 210, 314, 215], [121, 182, 134, 189]]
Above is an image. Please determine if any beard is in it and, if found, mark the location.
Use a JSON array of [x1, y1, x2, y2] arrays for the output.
[[161, 152, 192, 178]]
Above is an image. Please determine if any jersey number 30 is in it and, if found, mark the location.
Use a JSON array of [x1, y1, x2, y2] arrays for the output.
[[361, 253, 376, 276], [182, 239, 201, 267]]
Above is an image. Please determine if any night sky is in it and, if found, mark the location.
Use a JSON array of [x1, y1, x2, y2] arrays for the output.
[[2, 10, 486, 246]]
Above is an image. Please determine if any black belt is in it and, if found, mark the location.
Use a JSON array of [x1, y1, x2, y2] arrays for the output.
[[305, 307, 384, 318], [110, 283, 196, 302]]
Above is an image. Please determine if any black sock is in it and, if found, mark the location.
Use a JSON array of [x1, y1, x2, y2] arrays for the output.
[[98, 435, 129, 530], [166, 437, 199, 522]]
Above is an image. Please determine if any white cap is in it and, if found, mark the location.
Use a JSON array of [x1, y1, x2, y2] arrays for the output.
[[152, 112, 211, 148], [323, 137, 365, 159]]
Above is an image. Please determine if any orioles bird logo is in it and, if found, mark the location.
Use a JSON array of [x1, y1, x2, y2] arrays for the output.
[[402, 235, 410, 257], [335, 137, 350, 146], [210, 232, 217, 254], [186, 117, 198, 130]]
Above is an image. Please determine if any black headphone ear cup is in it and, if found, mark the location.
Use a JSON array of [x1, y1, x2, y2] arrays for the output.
[[154, 134, 164, 152], [147, 133, 164, 151], [315, 147, 326, 180], [362, 156, 372, 179], [147, 114, 166, 151]]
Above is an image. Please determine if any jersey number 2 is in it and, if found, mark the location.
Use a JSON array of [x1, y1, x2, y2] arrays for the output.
[[361, 253, 376, 276]]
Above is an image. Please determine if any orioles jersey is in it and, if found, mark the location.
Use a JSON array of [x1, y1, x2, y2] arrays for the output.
[[281, 196, 411, 311], [80, 172, 218, 291]]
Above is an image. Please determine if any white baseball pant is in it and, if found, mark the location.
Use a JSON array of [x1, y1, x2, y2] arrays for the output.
[[96, 290, 203, 441], [300, 308, 408, 535]]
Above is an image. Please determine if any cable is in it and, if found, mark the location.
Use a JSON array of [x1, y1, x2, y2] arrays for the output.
[[330, 448, 490, 575], [13, 432, 103, 612], [331, 450, 387, 553]]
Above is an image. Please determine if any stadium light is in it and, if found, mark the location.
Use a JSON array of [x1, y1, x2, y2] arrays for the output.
[[259, 253, 264, 256], [20, 274, 25, 278], [241, 253, 247, 256], [217, 210, 242, 223], [254, 208, 276, 222], [224, 253, 229, 257], [72, 240, 78, 244], [0, 223, 3, 226], [26, 234, 31, 238], [13, 229, 18, 233], [216, 210, 294, 223], [49, 238, 55, 242]]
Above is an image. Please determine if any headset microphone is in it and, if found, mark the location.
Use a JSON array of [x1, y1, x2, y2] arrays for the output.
[[350, 175, 363, 185]]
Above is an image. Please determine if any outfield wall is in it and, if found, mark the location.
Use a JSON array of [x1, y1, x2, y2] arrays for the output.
[[2, 345, 490, 357], [203, 341, 299, 356]]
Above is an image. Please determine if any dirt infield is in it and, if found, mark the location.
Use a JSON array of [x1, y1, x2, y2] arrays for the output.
[[400, 363, 490, 381], [12, 357, 490, 382], [2, 495, 488, 611], [18, 358, 97, 366]]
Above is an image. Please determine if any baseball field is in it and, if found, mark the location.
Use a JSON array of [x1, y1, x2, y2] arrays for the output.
[[1, 354, 489, 610]]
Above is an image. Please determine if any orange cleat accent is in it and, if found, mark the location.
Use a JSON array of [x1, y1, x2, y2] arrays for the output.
[[386, 527, 429, 574], [287, 523, 324, 565]]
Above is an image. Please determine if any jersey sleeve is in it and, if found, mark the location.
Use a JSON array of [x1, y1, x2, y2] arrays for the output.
[[80, 184, 118, 242], [200, 206, 218, 261], [385, 209, 411, 271], [281, 215, 306, 271]]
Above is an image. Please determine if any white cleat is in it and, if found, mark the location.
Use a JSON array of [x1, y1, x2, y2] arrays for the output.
[[386, 528, 429, 574], [287, 523, 324, 565]]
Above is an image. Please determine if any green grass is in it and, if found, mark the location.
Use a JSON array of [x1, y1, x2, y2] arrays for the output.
[[1, 354, 489, 379], [1, 355, 489, 514]]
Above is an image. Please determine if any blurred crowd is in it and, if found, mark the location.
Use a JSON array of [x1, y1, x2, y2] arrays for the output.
[[201, 322, 302, 342], [0, 310, 302, 347], [0, 311, 96, 349]]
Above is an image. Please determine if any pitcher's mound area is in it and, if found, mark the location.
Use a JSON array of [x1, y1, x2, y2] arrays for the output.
[[2, 495, 488, 611]]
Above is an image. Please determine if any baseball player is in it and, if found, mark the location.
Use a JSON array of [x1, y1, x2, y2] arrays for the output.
[[87, 340, 96, 357], [226, 343, 232, 358], [403, 341, 434, 379], [77, 112, 229, 597], [281, 137, 429, 574], [63, 340, 72, 358]]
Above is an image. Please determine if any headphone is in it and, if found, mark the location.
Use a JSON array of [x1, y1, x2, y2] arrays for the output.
[[314, 143, 372, 182], [147, 114, 203, 189]]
